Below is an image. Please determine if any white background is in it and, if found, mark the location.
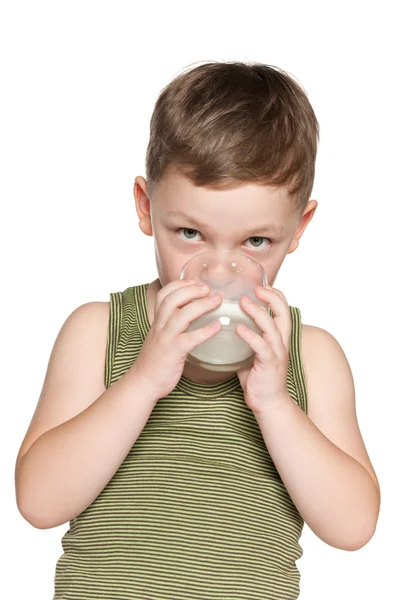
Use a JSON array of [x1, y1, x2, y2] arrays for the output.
[[2, 0, 398, 597]]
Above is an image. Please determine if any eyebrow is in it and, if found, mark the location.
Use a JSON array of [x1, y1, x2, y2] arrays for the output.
[[165, 209, 284, 235]]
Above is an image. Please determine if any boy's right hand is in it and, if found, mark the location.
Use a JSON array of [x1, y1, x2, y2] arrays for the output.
[[131, 279, 222, 401]]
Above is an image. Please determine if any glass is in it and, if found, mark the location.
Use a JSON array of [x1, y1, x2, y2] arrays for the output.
[[179, 250, 268, 372]]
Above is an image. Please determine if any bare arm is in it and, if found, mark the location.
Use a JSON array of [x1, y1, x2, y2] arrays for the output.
[[14, 301, 159, 530], [16, 368, 157, 529], [252, 326, 380, 551]]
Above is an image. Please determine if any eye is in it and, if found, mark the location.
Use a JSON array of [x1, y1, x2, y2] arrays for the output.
[[175, 228, 272, 250], [244, 236, 272, 250], [176, 228, 202, 243]]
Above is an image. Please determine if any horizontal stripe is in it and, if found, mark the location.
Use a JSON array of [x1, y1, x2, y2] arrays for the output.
[[54, 283, 308, 599]]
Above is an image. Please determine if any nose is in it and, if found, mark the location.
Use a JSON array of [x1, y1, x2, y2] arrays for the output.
[[200, 262, 240, 289]]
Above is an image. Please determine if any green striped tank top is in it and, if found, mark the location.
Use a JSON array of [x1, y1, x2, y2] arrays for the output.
[[53, 282, 308, 599]]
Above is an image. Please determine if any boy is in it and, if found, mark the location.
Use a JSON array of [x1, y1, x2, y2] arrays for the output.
[[15, 61, 380, 600]]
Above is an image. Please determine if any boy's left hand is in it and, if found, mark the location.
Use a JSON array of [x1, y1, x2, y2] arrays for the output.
[[236, 284, 292, 414]]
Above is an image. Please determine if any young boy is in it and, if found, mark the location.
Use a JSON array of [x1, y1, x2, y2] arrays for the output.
[[15, 61, 380, 600]]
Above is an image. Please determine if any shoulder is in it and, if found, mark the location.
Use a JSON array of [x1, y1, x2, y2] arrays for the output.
[[69, 301, 110, 339], [298, 323, 381, 498], [67, 300, 111, 347], [300, 323, 352, 387], [300, 320, 356, 423], [72, 300, 110, 321], [299, 322, 355, 426], [15, 301, 112, 476]]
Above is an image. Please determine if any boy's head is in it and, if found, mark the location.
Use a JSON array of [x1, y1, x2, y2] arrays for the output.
[[134, 60, 319, 288]]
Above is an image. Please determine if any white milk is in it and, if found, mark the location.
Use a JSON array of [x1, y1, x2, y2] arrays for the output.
[[186, 299, 264, 369]]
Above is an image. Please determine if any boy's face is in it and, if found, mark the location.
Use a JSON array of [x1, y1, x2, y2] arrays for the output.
[[134, 168, 317, 288]]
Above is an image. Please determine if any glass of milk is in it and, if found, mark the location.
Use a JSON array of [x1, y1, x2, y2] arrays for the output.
[[179, 250, 268, 372]]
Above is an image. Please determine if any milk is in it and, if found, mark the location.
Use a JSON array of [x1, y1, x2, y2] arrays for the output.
[[186, 299, 265, 371]]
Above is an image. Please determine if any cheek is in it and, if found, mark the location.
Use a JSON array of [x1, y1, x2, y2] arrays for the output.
[[152, 227, 184, 281], [154, 246, 186, 285], [258, 256, 283, 286]]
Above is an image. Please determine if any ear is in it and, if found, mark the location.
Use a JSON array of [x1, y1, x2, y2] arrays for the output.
[[134, 176, 153, 236], [287, 200, 318, 254]]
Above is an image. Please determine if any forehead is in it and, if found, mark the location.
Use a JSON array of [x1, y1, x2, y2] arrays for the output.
[[152, 170, 294, 233], [164, 208, 285, 235]]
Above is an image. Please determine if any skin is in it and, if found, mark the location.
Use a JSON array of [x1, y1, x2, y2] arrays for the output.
[[131, 167, 381, 551], [133, 165, 318, 385]]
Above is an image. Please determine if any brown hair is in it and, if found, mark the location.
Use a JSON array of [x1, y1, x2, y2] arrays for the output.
[[145, 60, 320, 215]]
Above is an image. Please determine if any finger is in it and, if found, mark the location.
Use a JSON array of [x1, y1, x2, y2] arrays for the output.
[[183, 319, 222, 354], [166, 290, 221, 337], [258, 284, 289, 306], [156, 282, 209, 329], [240, 296, 283, 355], [155, 278, 196, 309], [253, 287, 291, 356], [236, 321, 275, 362]]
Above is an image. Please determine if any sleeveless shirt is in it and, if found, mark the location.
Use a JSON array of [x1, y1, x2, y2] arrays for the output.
[[53, 282, 308, 600]]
